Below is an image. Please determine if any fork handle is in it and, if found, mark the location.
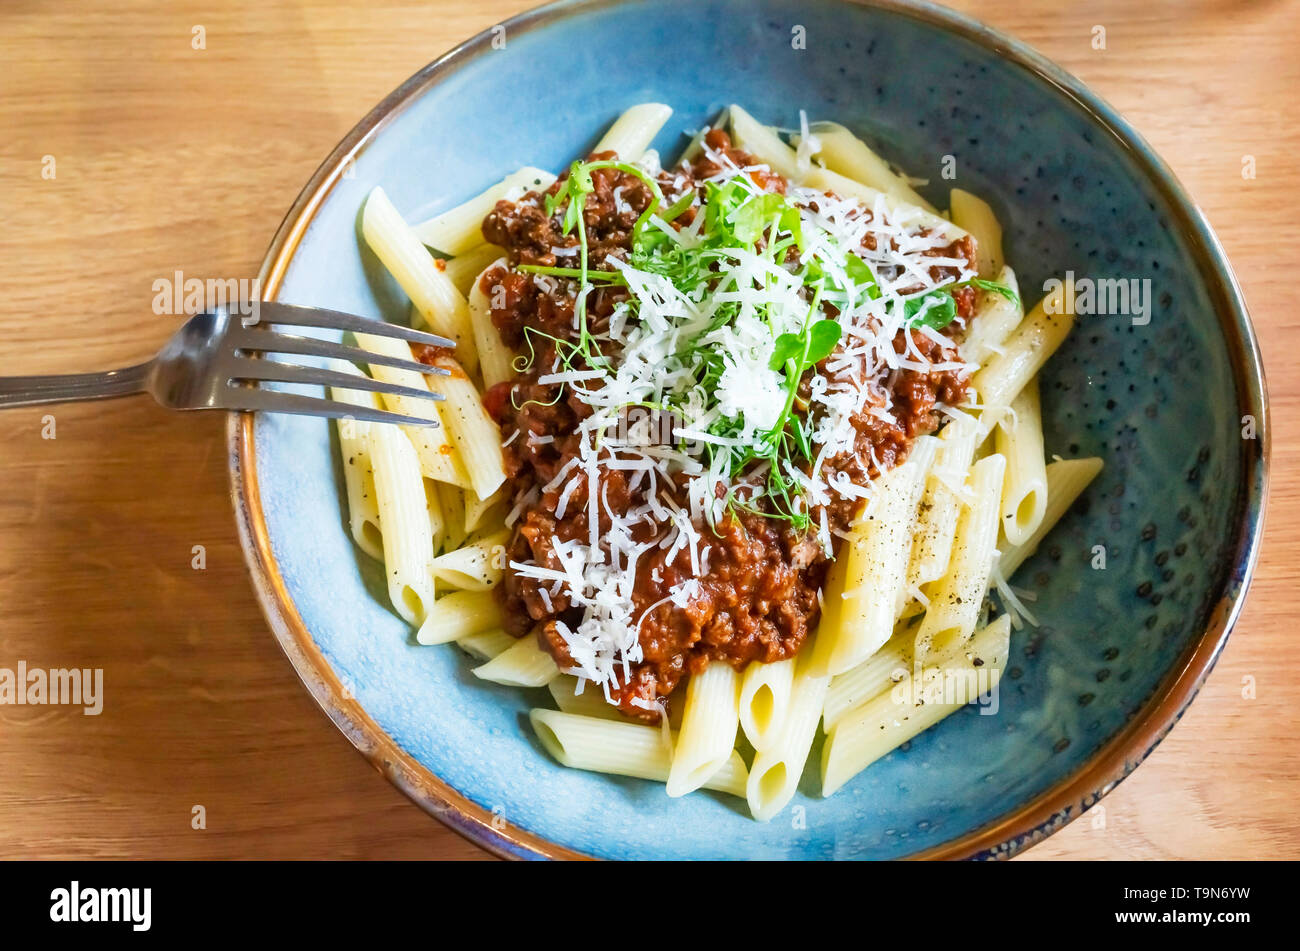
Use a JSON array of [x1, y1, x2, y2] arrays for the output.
[[0, 363, 150, 408]]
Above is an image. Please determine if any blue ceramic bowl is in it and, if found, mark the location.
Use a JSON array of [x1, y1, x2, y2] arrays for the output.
[[229, 0, 1267, 859]]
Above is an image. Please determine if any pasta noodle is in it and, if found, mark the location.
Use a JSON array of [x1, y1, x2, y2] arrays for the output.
[[473, 634, 561, 688], [809, 437, 937, 678], [364, 184, 480, 374], [592, 102, 673, 160], [430, 527, 508, 591], [466, 260, 518, 389], [435, 480, 469, 553], [906, 413, 978, 592], [728, 102, 964, 241], [529, 709, 748, 798], [367, 421, 436, 625], [548, 676, 626, 721], [415, 588, 502, 645], [353, 331, 471, 489], [422, 476, 446, 554], [822, 623, 915, 731], [414, 167, 556, 255], [803, 120, 939, 213], [1000, 457, 1104, 577], [728, 106, 955, 236], [456, 627, 515, 662], [667, 663, 741, 797], [949, 188, 1004, 278], [738, 657, 796, 754], [959, 265, 1023, 365], [548, 676, 685, 729], [328, 370, 385, 561], [746, 651, 830, 821], [972, 278, 1076, 438], [423, 354, 507, 501], [821, 615, 1011, 796], [441, 243, 508, 296], [914, 453, 1007, 661], [463, 485, 506, 533], [726, 103, 803, 180], [362, 186, 479, 374], [996, 377, 1048, 547]]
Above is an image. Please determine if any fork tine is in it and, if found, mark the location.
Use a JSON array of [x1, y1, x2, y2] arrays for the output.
[[227, 358, 444, 402], [253, 302, 456, 349], [222, 387, 439, 427], [233, 330, 452, 377]]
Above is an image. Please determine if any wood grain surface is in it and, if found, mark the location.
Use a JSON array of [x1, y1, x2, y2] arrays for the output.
[[0, 0, 1295, 860]]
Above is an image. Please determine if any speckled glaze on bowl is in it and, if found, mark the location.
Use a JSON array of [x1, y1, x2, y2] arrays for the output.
[[228, 0, 1267, 859]]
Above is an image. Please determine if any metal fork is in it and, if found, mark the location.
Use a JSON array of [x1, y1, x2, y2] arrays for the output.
[[0, 303, 451, 426]]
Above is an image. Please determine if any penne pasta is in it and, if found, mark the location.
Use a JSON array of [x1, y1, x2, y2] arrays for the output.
[[456, 626, 515, 662], [959, 265, 1023, 365], [529, 709, 747, 798], [803, 120, 939, 213], [730, 105, 956, 238], [592, 102, 673, 161], [972, 277, 1076, 438], [548, 676, 626, 721], [414, 168, 555, 256], [1000, 457, 1104, 578], [352, 330, 471, 489], [809, 437, 936, 678], [996, 378, 1048, 548], [415, 588, 502, 645], [430, 527, 509, 591], [464, 485, 506, 533], [362, 185, 479, 373], [746, 650, 830, 821], [329, 370, 385, 561], [728, 102, 962, 243], [809, 164, 966, 240], [667, 663, 741, 797], [467, 259, 518, 388], [821, 615, 1011, 796], [441, 242, 507, 297], [914, 453, 1007, 661], [473, 634, 561, 688], [738, 657, 796, 754], [547, 676, 684, 728], [421, 353, 506, 501], [727, 105, 970, 237], [822, 623, 915, 731], [367, 422, 436, 625], [728, 103, 804, 180], [435, 480, 469, 553], [423, 477, 446, 554], [676, 107, 731, 165], [906, 413, 978, 593], [949, 188, 1004, 278], [738, 106, 961, 235]]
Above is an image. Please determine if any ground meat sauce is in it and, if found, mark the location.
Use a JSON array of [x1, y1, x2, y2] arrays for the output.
[[479, 130, 974, 720]]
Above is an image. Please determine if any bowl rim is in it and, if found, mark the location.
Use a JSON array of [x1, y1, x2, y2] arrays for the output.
[[227, 0, 1270, 860]]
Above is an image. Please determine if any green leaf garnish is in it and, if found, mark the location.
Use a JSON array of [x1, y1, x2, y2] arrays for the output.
[[904, 292, 957, 330], [962, 277, 1020, 307], [806, 319, 842, 364], [769, 333, 804, 371], [843, 253, 882, 300]]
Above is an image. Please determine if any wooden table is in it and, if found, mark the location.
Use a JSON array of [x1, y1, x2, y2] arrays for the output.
[[0, 0, 1295, 860]]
